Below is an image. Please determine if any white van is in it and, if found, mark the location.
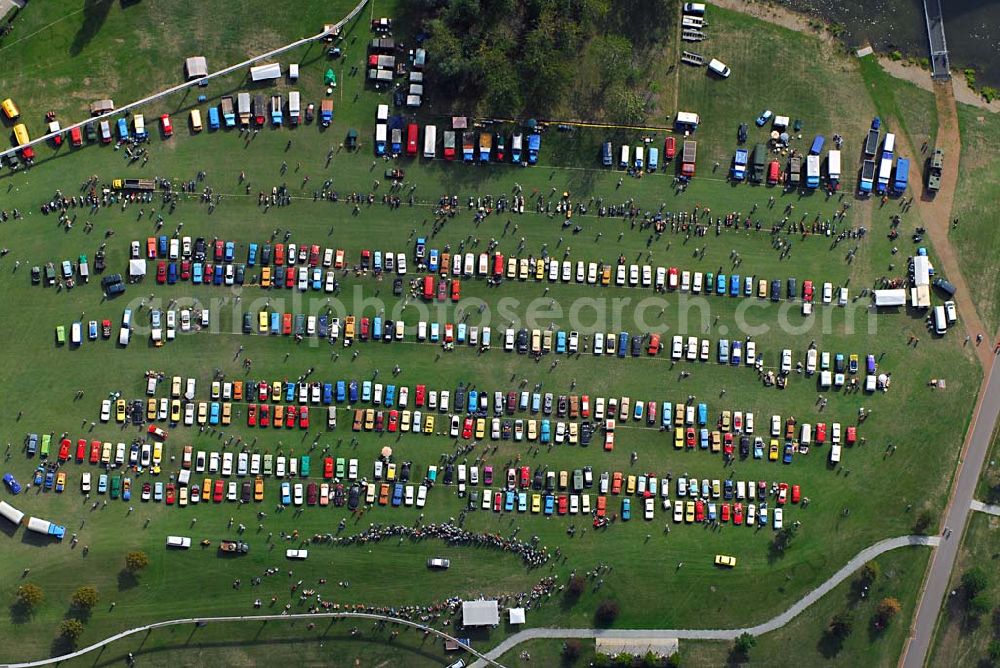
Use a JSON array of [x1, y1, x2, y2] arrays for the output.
[[146, 376, 158, 396], [830, 444, 842, 464], [376, 104, 389, 121], [944, 300, 958, 324], [708, 59, 731, 78], [684, 2, 706, 14], [800, 423, 812, 446], [933, 304, 948, 335]]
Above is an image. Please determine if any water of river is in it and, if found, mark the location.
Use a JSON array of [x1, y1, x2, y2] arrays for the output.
[[775, 0, 1000, 88]]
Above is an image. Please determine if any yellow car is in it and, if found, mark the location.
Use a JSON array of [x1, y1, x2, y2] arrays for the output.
[[55, 471, 66, 492], [101, 442, 112, 464], [675, 427, 684, 449], [560, 470, 569, 490], [171, 376, 182, 397], [114, 399, 126, 423], [685, 501, 695, 523], [261, 267, 272, 288], [526, 419, 537, 441], [721, 411, 731, 432], [254, 476, 264, 501], [601, 265, 612, 285], [387, 463, 396, 481], [147, 399, 158, 421], [197, 402, 208, 425], [424, 415, 435, 434], [626, 474, 636, 494], [271, 381, 282, 402], [715, 554, 737, 568], [711, 431, 721, 453], [769, 439, 780, 461], [758, 279, 768, 298], [221, 403, 232, 425], [518, 258, 529, 280], [401, 410, 412, 432], [364, 409, 375, 431], [170, 399, 182, 422], [531, 494, 541, 513], [506, 257, 517, 279], [535, 258, 545, 280], [476, 418, 486, 439], [258, 311, 269, 333]]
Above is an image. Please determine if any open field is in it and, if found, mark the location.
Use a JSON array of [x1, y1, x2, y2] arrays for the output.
[[0, 1, 987, 665]]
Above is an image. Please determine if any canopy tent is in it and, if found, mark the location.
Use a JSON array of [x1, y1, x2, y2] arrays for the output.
[[508, 608, 526, 625], [129, 259, 147, 280], [185, 56, 208, 80], [462, 600, 499, 627], [873, 289, 906, 307], [250, 63, 281, 81]]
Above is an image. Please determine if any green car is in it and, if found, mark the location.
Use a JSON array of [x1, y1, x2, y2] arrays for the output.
[[336, 457, 345, 478], [299, 456, 310, 478], [110, 475, 122, 499], [55, 325, 66, 345]]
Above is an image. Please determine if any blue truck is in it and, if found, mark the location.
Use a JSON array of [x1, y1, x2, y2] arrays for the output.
[[527, 133, 540, 164], [892, 157, 910, 193], [731, 148, 748, 181]]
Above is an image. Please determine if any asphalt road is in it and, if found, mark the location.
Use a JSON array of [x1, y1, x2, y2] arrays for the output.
[[902, 360, 1000, 668], [475, 535, 940, 666]]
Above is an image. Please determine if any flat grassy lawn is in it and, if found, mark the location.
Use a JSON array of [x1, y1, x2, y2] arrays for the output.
[[856, 56, 938, 152], [929, 511, 1000, 668], [948, 105, 1000, 334], [0, 1, 984, 663], [680, 546, 931, 667]]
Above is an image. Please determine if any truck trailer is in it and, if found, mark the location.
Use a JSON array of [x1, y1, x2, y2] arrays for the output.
[[681, 140, 697, 177]]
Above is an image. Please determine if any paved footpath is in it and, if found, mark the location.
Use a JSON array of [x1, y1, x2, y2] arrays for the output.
[[970, 500, 1000, 517], [475, 535, 939, 665]]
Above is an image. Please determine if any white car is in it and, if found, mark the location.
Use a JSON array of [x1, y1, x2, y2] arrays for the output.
[[822, 282, 833, 304], [745, 340, 757, 365], [615, 264, 626, 286], [184, 402, 195, 426], [838, 287, 849, 306], [568, 331, 579, 354], [209, 451, 220, 473], [286, 549, 309, 560], [100, 400, 111, 422], [450, 415, 461, 438], [686, 337, 698, 360], [644, 497, 654, 520], [771, 415, 781, 437], [774, 507, 784, 529], [781, 349, 792, 373], [587, 262, 598, 284], [504, 328, 515, 352], [293, 483, 304, 505], [222, 452, 233, 476], [681, 270, 691, 291], [81, 472, 92, 492], [671, 335, 683, 359], [561, 261, 572, 282], [575, 261, 585, 283], [699, 338, 710, 361], [693, 272, 703, 293], [832, 422, 842, 444], [416, 485, 427, 507], [628, 264, 639, 286], [655, 267, 666, 290], [593, 332, 604, 355], [641, 265, 652, 287]]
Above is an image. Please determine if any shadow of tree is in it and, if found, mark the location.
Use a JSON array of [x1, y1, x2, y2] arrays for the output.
[[817, 629, 845, 658], [69, 0, 115, 57], [49, 635, 76, 658], [117, 569, 138, 591], [9, 600, 32, 624]]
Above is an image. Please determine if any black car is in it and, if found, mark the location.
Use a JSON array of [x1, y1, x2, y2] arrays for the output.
[[454, 386, 466, 411], [347, 484, 360, 509], [30, 266, 40, 284], [275, 266, 286, 286], [94, 250, 106, 272], [631, 335, 642, 357], [261, 244, 272, 265], [400, 462, 411, 482], [194, 237, 207, 261], [770, 279, 781, 302], [557, 395, 568, 418], [737, 123, 748, 144], [241, 481, 253, 502], [131, 400, 144, 425], [392, 278, 403, 296], [533, 471, 544, 490], [516, 329, 528, 353], [305, 103, 315, 123], [786, 277, 797, 301], [84, 121, 97, 143], [383, 321, 393, 341], [235, 264, 245, 284], [501, 420, 513, 440], [543, 393, 553, 415], [468, 490, 479, 510], [739, 435, 750, 459], [580, 422, 594, 446], [242, 313, 253, 333], [443, 465, 454, 485], [333, 484, 346, 506], [393, 89, 404, 107]]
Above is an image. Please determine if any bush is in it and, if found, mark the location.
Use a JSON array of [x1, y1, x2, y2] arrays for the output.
[[889, 50, 903, 61], [15, 583, 43, 609], [983, 87, 999, 103], [562, 639, 582, 662], [970, 593, 991, 617], [913, 510, 935, 534], [59, 618, 84, 641], [989, 639, 1000, 662], [964, 568, 990, 597], [595, 599, 620, 625], [874, 597, 901, 628], [732, 632, 756, 659], [125, 550, 150, 572], [829, 611, 855, 638], [861, 561, 881, 585], [71, 586, 99, 610]]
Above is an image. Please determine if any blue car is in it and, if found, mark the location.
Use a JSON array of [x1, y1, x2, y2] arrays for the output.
[[209, 402, 220, 425], [504, 490, 515, 512], [783, 444, 794, 464], [531, 393, 540, 413], [758, 502, 769, 526], [117, 117, 130, 141], [361, 381, 372, 402], [213, 264, 223, 284], [349, 381, 358, 403], [285, 382, 295, 402], [731, 340, 742, 366], [556, 330, 566, 354], [336, 381, 346, 402], [708, 503, 717, 521], [456, 323, 466, 344], [392, 483, 404, 506], [158, 236, 168, 257], [225, 242, 235, 262], [247, 243, 258, 266], [428, 249, 439, 272], [281, 482, 291, 505], [2, 472, 22, 495], [716, 273, 727, 295], [384, 385, 395, 408], [470, 391, 480, 414], [122, 479, 131, 501], [718, 339, 729, 364], [700, 428, 709, 449], [744, 276, 754, 296], [540, 420, 551, 444], [543, 495, 555, 515], [270, 311, 280, 334], [373, 318, 383, 340], [697, 403, 707, 426], [754, 438, 764, 459], [44, 470, 55, 489], [633, 402, 643, 421], [730, 274, 740, 296], [617, 332, 628, 358], [661, 402, 672, 428], [622, 498, 631, 520], [167, 262, 178, 284], [323, 383, 333, 405]]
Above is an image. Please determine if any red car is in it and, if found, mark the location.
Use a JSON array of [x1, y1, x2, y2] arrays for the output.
[[259, 404, 270, 427], [309, 245, 320, 266], [307, 483, 318, 505], [275, 244, 285, 265], [777, 482, 789, 505], [160, 114, 173, 137], [165, 483, 176, 505], [792, 484, 801, 503], [415, 385, 426, 407], [686, 427, 696, 448], [180, 260, 191, 280], [647, 334, 660, 356], [721, 503, 731, 522], [258, 383, 269, 401], [58, 438, 71, 461], [520, 466, 530, 488], [668, 266, 678, 289], [282, 313, 292, 335], [374, 411, 384, 432], [247, 404, 257, 426], [156, 261, 167, 283], [147, 237, 157, 259], [664, 136, 676, 159], [213, 479, 224, 502], [388, 410, 399, 433], [324, 457, 334, 479], [803, 280, 814, 303], [213, 240, 224, 262], [360, 318, 370, 340], [451, 279, 461, 302], [461, 417, 473, 439], [723, 433, 734, 457], [285, 406, 297, 429], [695, 500, 705, 522], [846, 426, 857, 445], [493, 491, 502, 512], [733, 503, 744, 525], [76, 439, 87, 461], [815, 422, 826, 443], [89, 440, 101, 464], [558, 495, 568, 515], [299, 406, 309, 429], [284, 268, 295, 288]]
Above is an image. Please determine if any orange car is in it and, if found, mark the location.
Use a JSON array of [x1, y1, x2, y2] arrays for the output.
[[596, 495, 607, 517], [611, 472, 623, 494], [378, 483, 390, 505]]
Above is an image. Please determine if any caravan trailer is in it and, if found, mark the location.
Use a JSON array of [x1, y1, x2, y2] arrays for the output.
[[423, 125, 437, 159]]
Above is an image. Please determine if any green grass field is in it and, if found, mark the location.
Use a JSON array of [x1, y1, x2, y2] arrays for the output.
[[0, 2, 986, 664]]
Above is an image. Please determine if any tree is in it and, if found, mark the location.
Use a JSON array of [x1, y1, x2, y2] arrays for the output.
[[913, 510, 935, 534], [989, 639, 1000, 662], [567, 574, 586, 598], [595, 599, 620, 625], [969, 593, 991, 617], [875, 597, 901, 627], [733, 632, 756, 657], [860, 561, 881, 585], [562, 639, 582, 662], [962, 567, 989, 597], [71, 586, 99, 610], [829, 611, 855, 638], [15, 583, 43, 610], [125, 550, 150, 572], [59, 618, 84, 641]]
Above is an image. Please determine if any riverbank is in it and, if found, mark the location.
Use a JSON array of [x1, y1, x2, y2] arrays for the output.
[[710, 0, 1000, 113]]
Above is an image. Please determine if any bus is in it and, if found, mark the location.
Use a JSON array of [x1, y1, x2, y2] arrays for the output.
[[406, 123, 418, 156], [2, 98, 20, 119], [190, 109, 203, 132], [12, 123, 34, 159], [423, 124, 436, 159]]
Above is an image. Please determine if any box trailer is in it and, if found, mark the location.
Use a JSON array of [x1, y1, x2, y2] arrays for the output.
[[133, 114, 147, 140], [113, 178, 155, 191], [675, 111, 700, 132], [0, 500, 25, 526], [859, 159, 876, 194], [320, 100, 333, 126], [648, 146, 659, 171], [892, 157, 910, 193], [423, 124, 437, 158], [288, 91, 301, 125], [634, 145, 644, 169], [511, 133, 523, 162], [681, 140, 697, 177], [374, 124, 387, 156], [270, 95, 283, 125], [809, 135, 824, 155], [462, 132, 475, 162], [602, 142, 612, 167], [827, 149, 841, 185], [864, 117, 881, 156], [391, 127, 402, 154], [731, 148, 748, 181], [207, 106, 220, 130], [883, 132, 896, 154], [805, 154, 820, 188], [406, 123, 419, 156], [877, 156, 893, 193], [619, 145, 630, 169], [479, 132, 492, 162], [750, 143, 766, 182], [927, 148, 944, 191], [787, 155, 801, 186], [27, 516, 65, 539], [221, 96, 236, 127], [237, 93, 251, 126]]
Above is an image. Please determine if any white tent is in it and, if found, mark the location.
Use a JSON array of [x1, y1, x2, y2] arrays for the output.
[[910, 285, 931, 309], [912, 255, 931, 286], [462, 600, 499, 627], [129, 259, 146, 280], [185, 56, 208, 79], [873, 289, 906, 307], [509, 608, 526, 625], [250, 63, 281, 81]]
